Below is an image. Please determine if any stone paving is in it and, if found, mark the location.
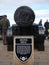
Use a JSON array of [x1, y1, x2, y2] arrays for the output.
[[34, 39, 49, 65], [0, 39, 49, 65], [0, 40, 13, 65]]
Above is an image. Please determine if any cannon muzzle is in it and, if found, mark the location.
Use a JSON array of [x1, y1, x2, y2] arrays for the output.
[[14, 6, 35, 26]]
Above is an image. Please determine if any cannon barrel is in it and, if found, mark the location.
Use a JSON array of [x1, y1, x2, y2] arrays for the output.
[[14, 6, 35, 26]]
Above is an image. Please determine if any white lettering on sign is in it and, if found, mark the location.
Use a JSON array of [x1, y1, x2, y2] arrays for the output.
[[20, 38, 27, 43]]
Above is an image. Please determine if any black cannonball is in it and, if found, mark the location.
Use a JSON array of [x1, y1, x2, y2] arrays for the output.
[[14, 6, 35, 26]]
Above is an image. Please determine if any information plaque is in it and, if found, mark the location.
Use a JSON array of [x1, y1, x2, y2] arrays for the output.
[[14, 36, 34, 64]]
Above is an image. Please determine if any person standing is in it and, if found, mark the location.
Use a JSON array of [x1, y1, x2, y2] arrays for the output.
[[39, 19, 42, 26], [44, 20, 49, 36], [0, 15, 10, 45]]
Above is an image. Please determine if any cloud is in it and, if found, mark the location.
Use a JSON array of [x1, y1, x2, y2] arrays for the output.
[[34, 9, 49, 25], [0, 0, 49, 9], [35, 9, 49, 18], [0, 0, 49, 26]]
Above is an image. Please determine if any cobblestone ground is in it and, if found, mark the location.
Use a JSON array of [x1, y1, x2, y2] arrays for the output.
[[0, 40, 13, 65], [0, 39, 49, 65], [34, 39, 49, 65]]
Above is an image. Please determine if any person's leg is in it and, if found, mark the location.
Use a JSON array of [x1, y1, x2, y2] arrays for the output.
[[2, 30, 7, 45], [2, 32, 5, 45]]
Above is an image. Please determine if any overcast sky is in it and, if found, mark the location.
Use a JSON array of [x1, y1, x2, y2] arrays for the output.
[[0, 0, 49, 26]]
